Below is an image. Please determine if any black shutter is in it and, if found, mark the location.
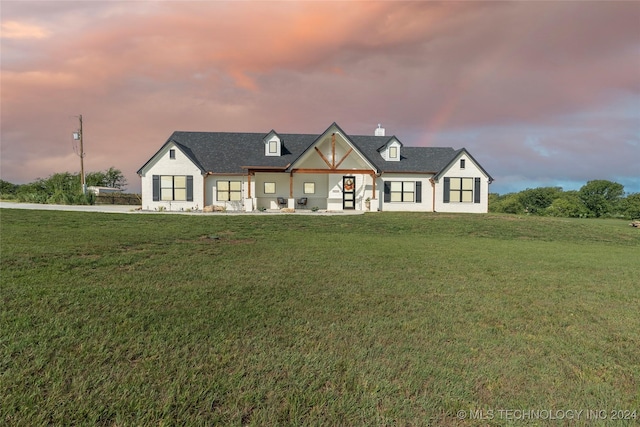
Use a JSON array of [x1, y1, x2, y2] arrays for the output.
[[415, 181, 422, 203], [443, 178, 450, 203], [186, 176, 193, 201], [383, 181, 391, 203], [153, 175, 160, 201], [474, 177, 481, 203]]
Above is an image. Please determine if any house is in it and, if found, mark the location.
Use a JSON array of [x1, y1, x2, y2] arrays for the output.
[[137, 122, 492, 212]]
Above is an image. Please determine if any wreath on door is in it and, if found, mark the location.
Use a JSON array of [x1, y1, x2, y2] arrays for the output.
[[344, 179, 354, 191]]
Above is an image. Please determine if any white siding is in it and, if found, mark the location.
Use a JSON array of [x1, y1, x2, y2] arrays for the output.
[[139, 143, 203, 211], [434, 153, 489, 213], [205, 175, 248, 211], [252, 173, 291, 210], [292, 175, 329, 210], [378, 174, 434, 212]]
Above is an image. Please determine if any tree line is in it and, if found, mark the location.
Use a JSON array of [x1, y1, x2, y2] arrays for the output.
[[0, 167, 128, 205], [489, 180, 640, 220]]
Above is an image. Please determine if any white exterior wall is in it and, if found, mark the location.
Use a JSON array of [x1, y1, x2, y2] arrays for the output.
[[325, 173, 372, 211], [434, 152, 489, 213], [253, 173, 291, 210], [205, 175, 248, 211], [292, 175, 329, 209], [140, 143, 204, 211], [378, 174, 434, 212]]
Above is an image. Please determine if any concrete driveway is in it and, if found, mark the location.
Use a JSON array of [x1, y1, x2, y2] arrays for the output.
[[0, 201, 137, 213]]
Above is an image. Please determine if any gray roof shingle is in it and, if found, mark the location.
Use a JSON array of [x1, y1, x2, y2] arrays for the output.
[[139, 127, 489, 179]]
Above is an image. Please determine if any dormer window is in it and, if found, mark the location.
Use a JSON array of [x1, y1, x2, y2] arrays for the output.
[[268, 140, 278, 154], [378, 138, 402, 162], [264, 130, 281, 156]]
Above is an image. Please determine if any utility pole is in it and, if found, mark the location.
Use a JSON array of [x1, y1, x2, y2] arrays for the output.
[[73, 114, 86, 194]]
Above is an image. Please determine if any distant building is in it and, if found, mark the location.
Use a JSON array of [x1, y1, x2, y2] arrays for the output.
[[87, 186, 122, 195]]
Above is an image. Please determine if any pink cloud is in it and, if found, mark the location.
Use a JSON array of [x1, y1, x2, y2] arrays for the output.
[[1, 1, 638, 194]]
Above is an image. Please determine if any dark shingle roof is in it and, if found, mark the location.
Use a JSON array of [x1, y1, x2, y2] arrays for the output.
[[170, 131, 316, 173], [139, 127, 488, 178], [349, 135, 458, 173]]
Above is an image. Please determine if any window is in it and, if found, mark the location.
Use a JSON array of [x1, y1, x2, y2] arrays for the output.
[[217, 180, 242, 201], [384, 181, 422, 203], [264, 182, 276, 194], [304, 182, 315, 194], [169, 149, 176, 159], [153, 175, 192, 201], [389, 146, 398, 159], [444, 177, 481, 203], [460, 159, 465, 169], [268, 140, 278, 153]]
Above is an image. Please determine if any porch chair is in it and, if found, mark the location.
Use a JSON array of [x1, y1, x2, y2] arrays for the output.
[[277, 197, 287, 208], [297, 197, 308, 209]]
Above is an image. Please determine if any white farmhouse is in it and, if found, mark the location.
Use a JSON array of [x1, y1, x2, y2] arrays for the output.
[[137, 123, 492, 212]]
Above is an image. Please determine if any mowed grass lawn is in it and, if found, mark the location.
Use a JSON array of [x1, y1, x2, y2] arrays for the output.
[[1, 209, 639, 426]]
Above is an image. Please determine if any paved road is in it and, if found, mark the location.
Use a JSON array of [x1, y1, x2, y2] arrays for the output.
[[0, 201, 365, 215], [0, 201, 136, 213]]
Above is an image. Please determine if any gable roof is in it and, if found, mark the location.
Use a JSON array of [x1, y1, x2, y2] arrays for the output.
[[286, 122, 380, 172], [138, 123, 489, 178], [433, 148, 494, 182]]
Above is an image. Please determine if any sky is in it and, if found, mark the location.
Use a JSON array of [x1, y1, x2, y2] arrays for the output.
[[1, 1, 639, 195]]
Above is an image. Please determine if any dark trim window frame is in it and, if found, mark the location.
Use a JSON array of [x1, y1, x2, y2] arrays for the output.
[[444, 177, 481, 204], [153, 175, 193, 201], [384, 181, 422, 203], [217, 180, 242, 201], [169, 149, 176, 159]]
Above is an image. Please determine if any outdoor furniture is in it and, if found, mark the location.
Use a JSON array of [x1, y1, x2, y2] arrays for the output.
[[277, 197, 287, 208], [297, 197, 308, 208]]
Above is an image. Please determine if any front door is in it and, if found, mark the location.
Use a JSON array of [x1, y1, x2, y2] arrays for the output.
[[343, 176, 355, 209]]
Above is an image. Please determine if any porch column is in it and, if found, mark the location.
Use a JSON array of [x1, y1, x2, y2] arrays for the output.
[[289, 172, 293, 198], [371, 173, 376, 199], [289, 172, 295, 208]]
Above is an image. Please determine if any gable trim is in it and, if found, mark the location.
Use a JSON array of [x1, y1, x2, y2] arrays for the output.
[[287, 122, 379, 173], [433, 148, 493, 182], [137, 136, 206, 176]]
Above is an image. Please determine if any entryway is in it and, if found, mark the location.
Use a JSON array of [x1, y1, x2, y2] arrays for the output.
[[343, 176, 355, 209]]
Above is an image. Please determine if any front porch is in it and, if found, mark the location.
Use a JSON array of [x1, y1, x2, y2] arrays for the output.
[[246, 171, 379, 212]]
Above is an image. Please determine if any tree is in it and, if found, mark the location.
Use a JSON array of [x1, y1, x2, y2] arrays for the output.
[[104, 167, 127, 190], [546, 191, 588, 218], [579, 180, 624, 217], [85, 167, 126, 190], [489, 193, 523, 214], [0, 179, 19, 195], [86, 171, 107, 187], [620, 193, 640, 220], [518, 187, 563, 215]]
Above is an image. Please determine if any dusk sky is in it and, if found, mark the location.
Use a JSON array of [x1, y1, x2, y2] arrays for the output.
[[2, 1, 639, 194]]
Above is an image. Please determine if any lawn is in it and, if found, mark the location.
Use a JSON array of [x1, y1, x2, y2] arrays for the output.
[[1, 209, 639, 426]]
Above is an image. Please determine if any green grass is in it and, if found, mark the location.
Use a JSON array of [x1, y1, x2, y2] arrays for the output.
[[1, 210, 639, 426]]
